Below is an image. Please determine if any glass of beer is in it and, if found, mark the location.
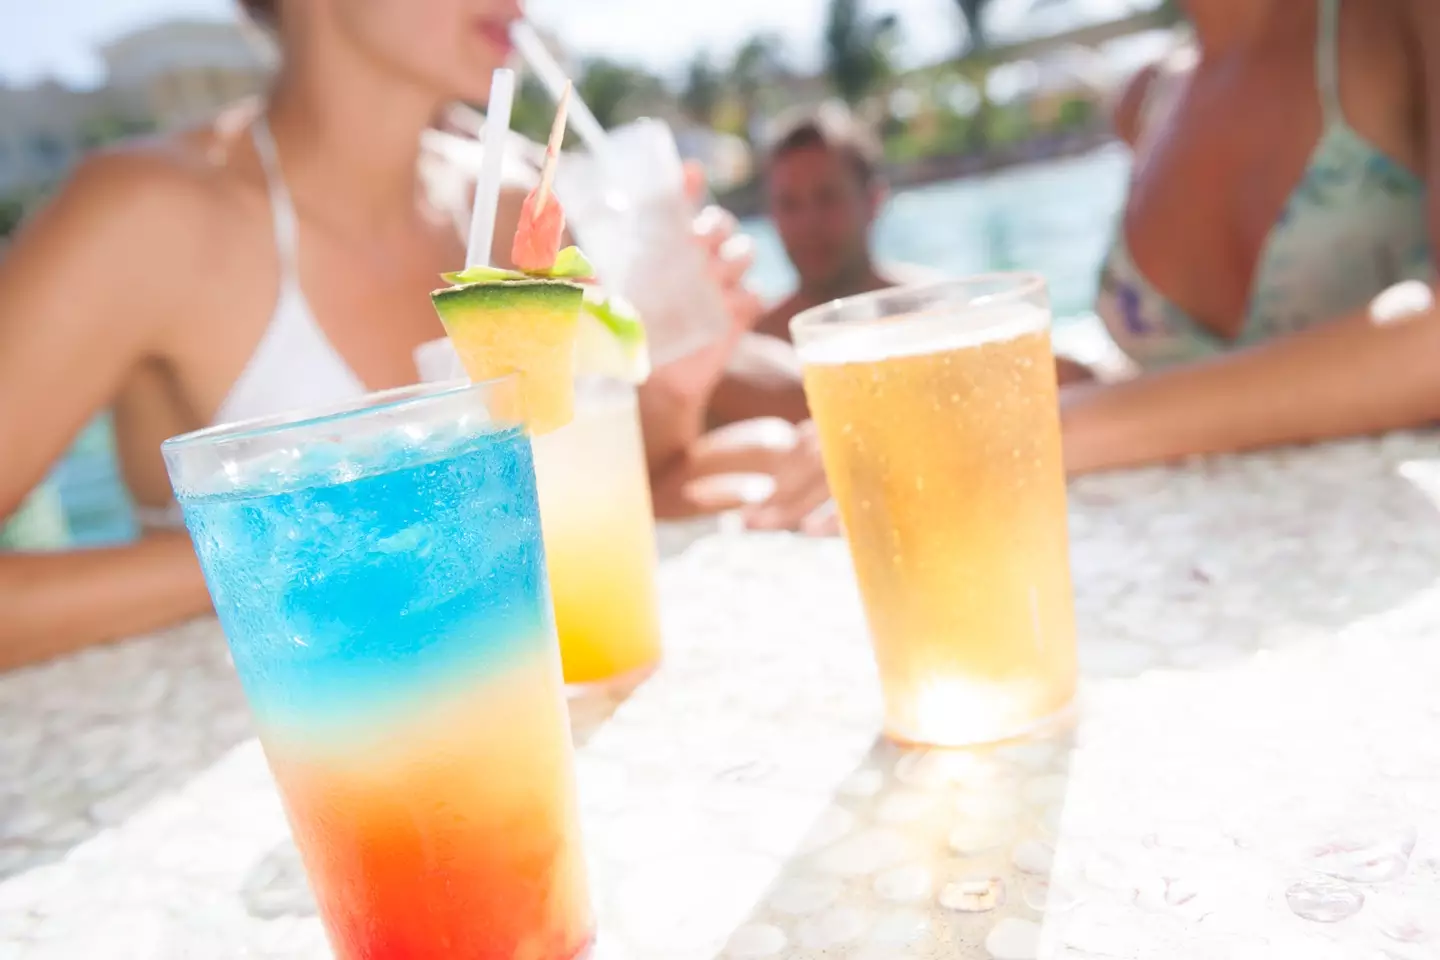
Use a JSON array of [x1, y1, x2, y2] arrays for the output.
[[792, 274, 1077, 747]]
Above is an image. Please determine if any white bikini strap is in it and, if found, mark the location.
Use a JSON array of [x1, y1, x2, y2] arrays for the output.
[[251, 115, 302, 285]]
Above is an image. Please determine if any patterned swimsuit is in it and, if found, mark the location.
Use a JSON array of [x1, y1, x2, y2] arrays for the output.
[[1096, 0, 1432, 369]]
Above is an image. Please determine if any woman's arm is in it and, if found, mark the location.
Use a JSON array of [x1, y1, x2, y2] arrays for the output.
[[1065, 5, 1440, 475], [1061, 286, 1440, 474], [705, 334, 811, 427], [0, 532, 208, 671], [1110, 62, 1161, 148], [0, 152, 215, 669]]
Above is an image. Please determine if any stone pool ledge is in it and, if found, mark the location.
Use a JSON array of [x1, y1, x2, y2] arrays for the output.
[[3, 432, 1438, 959]]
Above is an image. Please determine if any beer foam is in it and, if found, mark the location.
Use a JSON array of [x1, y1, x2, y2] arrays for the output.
[[797, 303, 1048, 366]]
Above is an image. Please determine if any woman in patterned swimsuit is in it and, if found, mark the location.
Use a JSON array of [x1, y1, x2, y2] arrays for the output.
[[1061, 0, 1440, 473]]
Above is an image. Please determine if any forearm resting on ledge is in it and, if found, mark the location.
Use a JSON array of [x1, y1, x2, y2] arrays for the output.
[[707, 334, 810, 427], [1062, 283, 1440, 474], [0, 530, 212, 672]]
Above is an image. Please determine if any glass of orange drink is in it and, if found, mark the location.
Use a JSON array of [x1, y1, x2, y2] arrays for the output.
[[415, 335, 662, 691], [792, 274, 1078, 747]]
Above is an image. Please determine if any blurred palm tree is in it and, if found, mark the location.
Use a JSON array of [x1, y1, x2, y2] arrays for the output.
[[730, 34, 788, 142], [824, 0, 900, 106], [78, 114, 155, 151], [577, 59, 666, 130], [0, 183, 53, 243], [510, 73, 558, 141], [0, 196, 26, 241], [955, 0, 989, 54], [681, 54, 725, 128], [951, 0, 996, 150]]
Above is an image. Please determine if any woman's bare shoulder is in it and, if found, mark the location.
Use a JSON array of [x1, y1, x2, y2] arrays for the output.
[[43, 106, 260, 247], [1, 106, 268, 349]]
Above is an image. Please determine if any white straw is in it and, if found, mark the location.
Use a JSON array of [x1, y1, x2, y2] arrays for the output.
[[511, 21, 610, 156], [466, 67, 516, 268]]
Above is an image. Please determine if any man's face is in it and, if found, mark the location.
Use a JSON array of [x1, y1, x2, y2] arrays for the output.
[[767, 144, 880, 290]]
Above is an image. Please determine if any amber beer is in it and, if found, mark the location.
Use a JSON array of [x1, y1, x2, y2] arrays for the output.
[[793, 275, 1077, 747]]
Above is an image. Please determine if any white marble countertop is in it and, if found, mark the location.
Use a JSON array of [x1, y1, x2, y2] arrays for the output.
[[3, 434, 1440, 960]]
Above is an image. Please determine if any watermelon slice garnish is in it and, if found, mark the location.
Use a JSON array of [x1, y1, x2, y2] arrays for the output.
[[512, 189, 566, 273], [434, 80, 649, 395]]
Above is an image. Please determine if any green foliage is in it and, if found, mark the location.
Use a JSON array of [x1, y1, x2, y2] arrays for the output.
[[0, 185, 49, 241], [77, 114, 154, 151], [984, 103, 1032, 145], [0, 196, 26, 240], [884, 128, 932, 164], [732, 35, 787, 100], [881, 84, 1095, 165], [730, 34, 787, 142], [682, 54, 724, 126], [955, 61, 994, 151], [934, 108, 979, 154], [510, 73, 559, 142], [824, 0, 899, 105], [948, 0, 996, 154], [577, 59, 665, 131], [512, 59, 664, 141], [493, 0, 1119, 179], [1056, 96, 1096, 131]]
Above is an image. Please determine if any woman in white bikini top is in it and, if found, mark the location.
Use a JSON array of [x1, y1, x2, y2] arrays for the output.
[[0, 0, 821, 669], [131, 113, 536, 529]]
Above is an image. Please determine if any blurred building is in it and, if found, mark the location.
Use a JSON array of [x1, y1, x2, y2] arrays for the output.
[[100, 19, 276, 130], [0, 18, 274, 197]]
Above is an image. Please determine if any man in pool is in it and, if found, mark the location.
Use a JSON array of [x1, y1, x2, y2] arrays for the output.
[[707, 106, 933, 426], [677, 108, 903, 524], [756, 105, 927, 341]]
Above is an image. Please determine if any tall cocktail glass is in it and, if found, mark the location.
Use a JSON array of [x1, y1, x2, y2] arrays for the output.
[[531, 376, 663, 687], [162, 379, 593, 960], [417, 341, 663, 689], [792, 274, 1078, 747]]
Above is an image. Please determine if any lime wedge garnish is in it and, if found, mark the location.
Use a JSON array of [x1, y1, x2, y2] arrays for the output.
[[442, 264, 525, 285], [576, 292, 649, 383], [548, 247, 595, 279], [582, 297, 646, 346], [440, 247, 596, 286]]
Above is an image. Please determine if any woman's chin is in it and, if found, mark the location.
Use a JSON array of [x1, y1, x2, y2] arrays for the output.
[[453, 46, 517, 107], [451, 70, 505, 109]]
